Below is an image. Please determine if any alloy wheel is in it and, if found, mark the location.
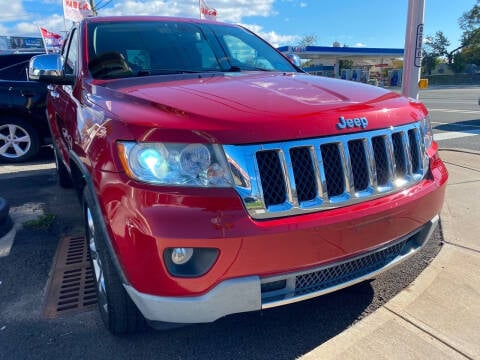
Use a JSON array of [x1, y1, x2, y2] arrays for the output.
[[0, 124, 31, 159], [86, 207, 109, 317]]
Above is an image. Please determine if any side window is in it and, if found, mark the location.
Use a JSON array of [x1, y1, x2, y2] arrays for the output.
[[222, 34, 274, 70], [195, 40, 220, 70], [223, 35, 255, 65], [64, 29, 78, 76]]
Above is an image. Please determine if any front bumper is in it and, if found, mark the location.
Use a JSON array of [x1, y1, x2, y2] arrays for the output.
[[125, 215, 438, 323]]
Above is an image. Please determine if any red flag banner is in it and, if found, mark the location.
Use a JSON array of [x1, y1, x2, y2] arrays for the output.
[[63, 0, 94, 22], [199, 0, 217, 20], [39, 27, 63, 50]]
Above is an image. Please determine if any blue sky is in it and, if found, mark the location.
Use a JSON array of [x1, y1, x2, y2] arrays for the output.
[[0, 0, 476, 50]]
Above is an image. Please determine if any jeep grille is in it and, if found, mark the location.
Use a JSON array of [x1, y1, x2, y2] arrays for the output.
[[224, 122, 428, 219]]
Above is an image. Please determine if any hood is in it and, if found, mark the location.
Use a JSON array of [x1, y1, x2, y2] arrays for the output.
[[91, 72, 427, 144]]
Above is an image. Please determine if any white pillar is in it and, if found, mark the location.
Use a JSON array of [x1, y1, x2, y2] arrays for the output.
[[402, 0, 425, 99]]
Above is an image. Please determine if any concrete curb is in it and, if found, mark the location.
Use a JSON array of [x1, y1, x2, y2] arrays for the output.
[[439, 147, 480, 156], [0, 162, 55, 180]]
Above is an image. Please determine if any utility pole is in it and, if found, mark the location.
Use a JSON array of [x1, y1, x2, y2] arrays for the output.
[[89, 0, 97, 15], [402, 0, 425, 99]]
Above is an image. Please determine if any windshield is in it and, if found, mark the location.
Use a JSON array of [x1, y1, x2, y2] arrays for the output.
[[87, 20, 297, 79]]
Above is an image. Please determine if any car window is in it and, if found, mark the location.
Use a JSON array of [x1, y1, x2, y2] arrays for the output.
[[222, 35, 274, 70], [64, 29, 78, 76], [209, 24, 295, 72], [87, 21, 296, 79], [88, 21, 223, 79]]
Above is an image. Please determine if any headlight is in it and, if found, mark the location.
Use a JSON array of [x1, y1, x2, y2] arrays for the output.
[[420, 115, 433, 149], [117, 141, 233, 187]]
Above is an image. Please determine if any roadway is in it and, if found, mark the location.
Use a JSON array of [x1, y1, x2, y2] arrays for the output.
[[420, 86, 480, 152]]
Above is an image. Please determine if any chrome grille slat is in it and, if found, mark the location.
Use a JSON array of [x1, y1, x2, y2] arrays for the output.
[[340, 141, 354, 197], [224, 122, 427, 219]]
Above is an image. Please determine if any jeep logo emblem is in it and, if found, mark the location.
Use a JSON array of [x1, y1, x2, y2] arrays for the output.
[[337, 116, 368, 130]]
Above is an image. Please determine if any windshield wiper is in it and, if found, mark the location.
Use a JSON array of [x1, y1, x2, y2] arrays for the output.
[[226, 66, 242, 72], [149, 69, 206, 75], [133, 70, 152, 77], [225, 65, 273, 72]]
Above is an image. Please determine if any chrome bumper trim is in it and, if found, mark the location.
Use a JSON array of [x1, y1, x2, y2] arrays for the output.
[[261, 215, 439, 309], [124, 276, 261, 323], [125, 215, 438, 323]]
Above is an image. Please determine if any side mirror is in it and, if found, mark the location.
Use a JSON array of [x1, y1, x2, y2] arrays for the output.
[[29, 54, 74, 85], [286, 53, 302, 68]]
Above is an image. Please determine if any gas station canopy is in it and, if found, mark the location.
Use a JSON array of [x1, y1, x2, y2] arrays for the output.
[[278, 45, 404, 78]]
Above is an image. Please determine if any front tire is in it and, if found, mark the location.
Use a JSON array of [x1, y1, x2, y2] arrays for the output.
[[83, 187, 146, 335], [0, 118, 39, 163]]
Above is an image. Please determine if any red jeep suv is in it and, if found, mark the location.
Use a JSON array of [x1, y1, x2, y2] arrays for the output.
[[29, 16, 447, 334]]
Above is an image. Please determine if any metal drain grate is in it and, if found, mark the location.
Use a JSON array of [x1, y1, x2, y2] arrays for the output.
[[43, 236, 97, 318]]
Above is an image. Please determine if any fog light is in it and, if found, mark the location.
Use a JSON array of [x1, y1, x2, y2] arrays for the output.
[[164, 247, 219, 277], [171, 248, 194, 265]]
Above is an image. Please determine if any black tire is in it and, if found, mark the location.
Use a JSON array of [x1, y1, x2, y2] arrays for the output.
[[0, 118, 40, 163], [0, 197, 13, 238], [0, 215, 13, 238], [53, 146, 73, 188], [83, 187, 147, 335], [0, 197, 9, 222]]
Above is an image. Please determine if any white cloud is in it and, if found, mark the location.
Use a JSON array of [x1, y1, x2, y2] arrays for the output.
[[5, 14, 68, 36], [100, 0, 276, 23], [241, 23, 298, 47], [84, 0, 297, 47], [353, 42, 367, 47], [100, 1, 194, 17], [0, 1, 29, 22], [1, 0, 298, 47], [23, 14, 66, 33], [213, 0, 276, 22]]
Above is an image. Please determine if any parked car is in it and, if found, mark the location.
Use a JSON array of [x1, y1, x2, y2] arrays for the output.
[[30, 16, 448, 335], [0, 52, 50, 163]]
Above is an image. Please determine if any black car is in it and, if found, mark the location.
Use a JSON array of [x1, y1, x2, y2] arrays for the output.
[[0, 53, 50, 163]]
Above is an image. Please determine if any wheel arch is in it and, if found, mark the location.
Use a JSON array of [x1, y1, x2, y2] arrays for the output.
[[69, 150, 130, 286]]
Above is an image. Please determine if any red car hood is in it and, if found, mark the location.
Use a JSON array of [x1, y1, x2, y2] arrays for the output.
[[92, 72, 427, 144]]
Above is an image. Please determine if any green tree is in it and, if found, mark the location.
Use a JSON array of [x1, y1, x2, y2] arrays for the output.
[[426, 31, 450, 58], [459, 0, 480, 54], [297, 34, 318, 48], [459, 0, 480, 36], [422, 31, 450, 75], [447, 1, 480, 70], [421, 54, 440, 75], [450, 52, 466, 73]]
